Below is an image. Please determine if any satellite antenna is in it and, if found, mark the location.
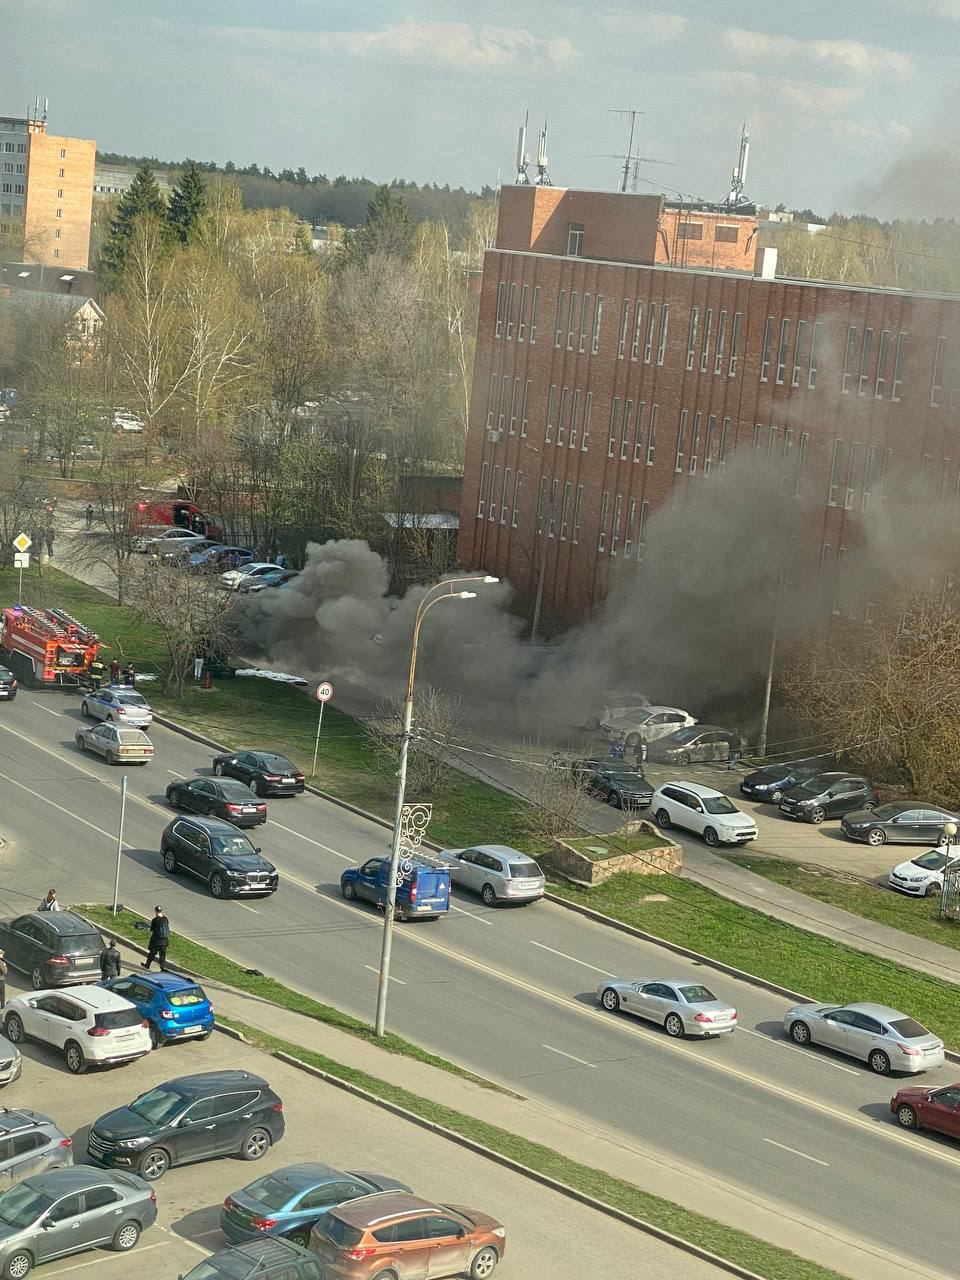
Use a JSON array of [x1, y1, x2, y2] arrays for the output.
[[515, 111, 530, 185], [725, 122, 750, 206], [535, 120, 551, 186]]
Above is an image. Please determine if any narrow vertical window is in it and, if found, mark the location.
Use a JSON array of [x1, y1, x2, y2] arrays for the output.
[[714, 310, 727, 375], [578, 293, 590, 352], [931, 336, 947, 408], [545, 385, 556, 443], [569, 388, 581, 449], [508, 378, 520, 434], [795, 432, 809, 498], [861, 446, 878, 512], [620, 400, 634, 461], [647, 404, 658, 466], [892, 332, 907, 400], [644, 304, 657, 363], [598, 492, 610, 553], [638, 498, 650, 546], [517, 285, 528, 341], [610, 495, 623, 555], [567, 292, 578, 350], [582, 392, 592, 450], [718, 418, 730, 471], [760, 317, 774, 382], [686, 307, 699, 371], [498, 375, 509, 433], [657, 304, 669, 366], [828, 440, 845, 506], [592, 296, 604, 354], [688, 411, 701, 475], [495, 283, 506, 338], [841, 325, 857, 393], [791, 319, 806, 387], [529, 287, 540, 343], [859, 329, 874, 396], [554, 290, 566, 348], [845, 443, 860, 510], [618, 301, 631, 359], [623, 497, 637, 559], [703, 415, 716, 476], [477, 462, 488, 518], [572, 484, 583, 543], [512, 470, 523, 527], [728, 312, 742, 377], [548, 479, 559, 537], [808, 321, 822, 388], [608, 396, 621, 458], [520, 380, 531, 437], [631, 302, 643, 360], [874, 329, 890, 398], [559, 481, 572, 540], [633, 401, 646, 463], [556, 387, 569, 447], [699, 308, 713, 373], [500, 468, 512, 524], [485, 371, 498, 428], [674, 410, 687, 472], [506, 283, 517, 339], [776, 319, 790, 384], [488, 465, 500, 521]]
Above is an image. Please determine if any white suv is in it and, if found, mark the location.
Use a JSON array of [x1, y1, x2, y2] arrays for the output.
[[3, 986, 152, 1075], [652, 782, 758, 846]]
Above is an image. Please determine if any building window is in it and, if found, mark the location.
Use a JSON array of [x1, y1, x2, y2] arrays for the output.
[[521, 380, 531, 437], [556, 387, 569, 446], [753, 423, 765, 455], [497, 376, 510, 433], [559, 481, 572, 540], [939, 457, 952, 502], [545, 385, 557, 443], [14, 184, 24, 195], [54, 228, 61, 239], [931, 336, 947, 408], [512, 470, 523, 526], [517, 284, 528, 341], [728, 311, 741, 377], [529, 287, 540, 343], [598, 492, 610, 553], [818, 542, 832, 583], [845, 443, 860, 510], [477, 462, 489, 518], [567, 223, 584, 256], [678, 221, 703, 240], [506, 283, 517, 339], [499, 468, 512, 524], [870, 328, 889, 398], [631, 302, 643, 360], [488, 465, 500, 520], [827, 440, 845, 506], [554, 290, 566, 348], [841, 325, 857, 393], [791, 319, 806, 387], [719, 417, 730, 471], [644, 303, 656, 363], [808, 321, 822, 388], [58, 167, 64, 178], [578, 293, 590, 353], [509, 378, 520, 435], [760, 317, 774, 382], [674, 409, 688, 472], [703, 415, 716, 476], [699, 308, 713, 373], [776, 319, 790, 384], [57, 188, 63, 199], [638, 498, 650, 545], [618, 301, 630, 359], [689, 412, 701, 475], [950, 349, 960, 410], [607, 494, 622, 556], [657, 304, 669, 366], [859, 329, 874, 397], [607, 396, 621, 457], [591, 295, 603, 354], [861, 446, 877, 511], [623, 497, 637, 559], [715, 224, 739, 243], [55, 208, 62, 219], [633, 401, 646, 463], [582, 391, 592, 450], [795, 432, 810, 498], [892, 332, 907, 400], [495, 283, 506, 337], [647, 404, 658, 465], [714, 310, 727, 375], [536, 477, 549, 532], [569, 388, 581, 449], [60, 147, 66, 158], [53, 248, 60, 259], [686, 307, 699, 371], [572, 484, 583, 543], [620, 400, 634, 461], [565, 292, 577, 350], [485, 373, 498, 428]]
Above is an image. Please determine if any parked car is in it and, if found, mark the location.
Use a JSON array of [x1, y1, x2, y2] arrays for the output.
[[0, 665, 17, 701], [211, 750, 305, 796], [570, 759, 653, 809], [101, 972, 214, 1049], [165, 777, 267, 828], [308, 1191, 506, 1280], [181, 1237, 319, 1280], [584, 688, 651, 731], [435, 845, 545, 906], [0, 912, 105, 989], [887, 846, 960, 897], [154, 536, 221, 563], [160, 816, 278, 899], [779, 773, 875, 824], [783, 1001, 944, 1074], [0, 1033, 21, 1090], [221, 1162, 412, 1247], [0, 1166, 157, 1275], [841, 802, 960, 846], [218, 562, 282, 591], [651, 782, 757, 846], [597, 977, 737, 1037], [3, 986, 151, 1075], [132, 527, 206, 554], [891, 1083, 960, 1138], [647, 725, 744, 765], [0, 1109, 72, 1186], [340, 857, 450, 920], [87, 1070, 285, 1181], [600, 705, 697, 746], [75, 723, 154, 765], [80, 686, 153, 728], [186, 545, 253, 574], [240, 569, 298, 594], [739, 761, 821, 803]]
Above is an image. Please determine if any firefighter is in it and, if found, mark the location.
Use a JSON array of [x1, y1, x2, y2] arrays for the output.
[[86, 659, 106, 692]]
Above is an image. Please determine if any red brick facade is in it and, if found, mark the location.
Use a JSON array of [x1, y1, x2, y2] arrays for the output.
[[458, 187, 960, 628]]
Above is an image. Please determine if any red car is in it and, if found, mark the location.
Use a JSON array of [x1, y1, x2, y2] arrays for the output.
[[891, 1083, 960, 1137]]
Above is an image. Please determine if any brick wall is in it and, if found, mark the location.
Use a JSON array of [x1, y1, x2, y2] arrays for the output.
[[24, 130, 95, 270]]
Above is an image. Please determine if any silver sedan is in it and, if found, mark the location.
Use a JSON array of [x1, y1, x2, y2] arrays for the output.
[[596, 978, 738, 1038], [783, 1001, 945, 1074]]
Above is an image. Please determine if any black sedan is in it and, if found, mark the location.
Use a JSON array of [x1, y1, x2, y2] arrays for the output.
[[647, 725, 743, 765], [572, 759, 653, 809], [740, 761, 821, 803], [841, 803, 960, 846], [212, 750, 306, 796], [779, 773, 875, 824], [166, 776, 268, 827], [0, 665, 16, 701]]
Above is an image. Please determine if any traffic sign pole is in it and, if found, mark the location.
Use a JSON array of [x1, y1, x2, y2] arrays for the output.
[[12, 534, 31, 605], [311, 681, 334, 778]]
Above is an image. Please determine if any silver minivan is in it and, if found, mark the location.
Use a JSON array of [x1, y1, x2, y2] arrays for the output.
[[437, 844, 545, 906]]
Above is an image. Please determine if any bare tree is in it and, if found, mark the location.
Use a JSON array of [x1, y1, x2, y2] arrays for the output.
[[522, 765, 590, 845], [130, 560, 240, 695], [366, 686, 467, 800], [78, 441, 160, 605]]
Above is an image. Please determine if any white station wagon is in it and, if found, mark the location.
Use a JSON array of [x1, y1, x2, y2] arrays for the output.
[[436, 844, 545, 906]]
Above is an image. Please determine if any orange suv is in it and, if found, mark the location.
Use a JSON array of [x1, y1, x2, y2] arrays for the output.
[[308, 1191, 506, 1279]]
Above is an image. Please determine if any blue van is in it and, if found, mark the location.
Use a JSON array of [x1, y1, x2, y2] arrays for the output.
[[340, 856, 450, 920]]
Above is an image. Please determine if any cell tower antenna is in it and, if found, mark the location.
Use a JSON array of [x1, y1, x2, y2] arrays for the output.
[[535, 119, 551, 186], [725, 122, 750, 206], [515, 110, 530, 185]]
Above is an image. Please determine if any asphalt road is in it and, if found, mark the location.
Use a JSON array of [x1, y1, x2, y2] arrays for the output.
[[1, 692, 959, 1278]]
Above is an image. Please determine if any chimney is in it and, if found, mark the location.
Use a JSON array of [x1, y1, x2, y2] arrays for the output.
[[754, 245, 778, 279]]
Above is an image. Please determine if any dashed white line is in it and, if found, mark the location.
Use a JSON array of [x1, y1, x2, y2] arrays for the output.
[[30, 700, 61, 717], [530, 940, 615, 977], [449, 904, 493, 925], [365, 964, 405, 985], [43, 1241, 164, 1273], [763, 1137, 829, 1167], [542, 1043, 597, 1069], [739, 1026, 859, 1074], [268, 819, 352, 860], [235, 903, 259, 913]]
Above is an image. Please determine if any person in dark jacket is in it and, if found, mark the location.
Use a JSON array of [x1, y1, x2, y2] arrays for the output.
[[84, 503, 94, 530], [100, 939, 121, 981], [143, 907, 169, 971], [109, 658, 120, 684]]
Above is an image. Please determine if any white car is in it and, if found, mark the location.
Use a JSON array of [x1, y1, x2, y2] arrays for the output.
[[218, 562, 282, 591], [597, 977, 738, 1037], [435, 845, 546, 905], [888, 847, 960, 897], [3, 986, 151, 1075], [601, 705, 697, 746], [114, 410, 144, 432], [132, 527, 206, 554], [80, 685, 153, 727], [652, 781, 758, 846], [585, 688, 651, 730]]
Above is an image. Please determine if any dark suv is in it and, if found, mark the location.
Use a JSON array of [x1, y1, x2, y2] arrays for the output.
[[0, 665, 16, 701], [87, 1070, 285, 1181], [160, 816, 279, 898], [0, 1109, 73, 1184], [182, 1238, 321, 1280], [0, 912, 105, 988], [778, 772, 875, 824], [571, 759, 653, 809]]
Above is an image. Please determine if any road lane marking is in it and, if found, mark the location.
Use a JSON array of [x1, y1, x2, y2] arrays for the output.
[[29, 700, 61, 717], [268, 819, 352, 860], [365, 964, 405, 985], [763, 1138, 829, 1167], [739, 1025, 859, 1075], [44, 1242, 163, 1273], [166, 769, 182, 777], [235, 903, 259, 913], [542, 1043, 597, 1069], [531, 940, 615, 977], [0, 769, 128, 846], [449, 904, 493, 925]]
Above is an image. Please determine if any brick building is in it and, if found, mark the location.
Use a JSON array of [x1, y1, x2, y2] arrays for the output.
[[457, 185, 960, 629]]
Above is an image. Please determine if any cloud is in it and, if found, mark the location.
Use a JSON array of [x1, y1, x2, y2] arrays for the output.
[[892, 0, 960, 16], [722, 28, 914, 77], [779, 81, 865, 114], [599, 9, 688, 41]]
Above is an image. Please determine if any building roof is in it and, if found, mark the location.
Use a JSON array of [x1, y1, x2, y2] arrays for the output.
[[0, 289, 104, 322], [0, 261, 99, 296]]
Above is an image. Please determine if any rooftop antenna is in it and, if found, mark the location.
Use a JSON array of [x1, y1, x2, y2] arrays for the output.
[[609, 108, 645, 193], [535, 119, 551, 186], [725, 122, 750, 206], [515, 110, 531, 185]]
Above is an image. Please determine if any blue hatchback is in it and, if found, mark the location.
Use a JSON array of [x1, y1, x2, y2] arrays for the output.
[[102, 972, 215, 1048]]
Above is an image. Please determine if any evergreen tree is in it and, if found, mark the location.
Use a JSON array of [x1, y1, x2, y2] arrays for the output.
[[168, 159, 208, 243], [357, 184, 415, 259], [100, 163, 168, 279]]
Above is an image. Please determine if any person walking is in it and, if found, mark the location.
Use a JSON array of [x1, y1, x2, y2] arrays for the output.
[[99, 938, 121, 981], [122, 664, 136, 688], [275, 550, 288, 569], [38, 888, 61, 912], [143, 907, 169, 971], [609, 733, 626, 762], [109, 658, 120, 684], [44, 525, 54, 559], [633, 739, 647, 769], [193, 653, 204, 681], [84, 503, 94, 530], [0, 949, 7, 1008]]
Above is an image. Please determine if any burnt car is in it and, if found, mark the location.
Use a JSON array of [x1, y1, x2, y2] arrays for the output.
[[646, 725, 743, 765]]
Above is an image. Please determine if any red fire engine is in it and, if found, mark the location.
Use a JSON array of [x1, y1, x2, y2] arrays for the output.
[[0, 606, 100, 685]]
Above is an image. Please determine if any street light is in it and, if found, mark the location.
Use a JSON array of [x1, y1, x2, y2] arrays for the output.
[[374, 574, 499, 1036], [939, 820, 958, 921]]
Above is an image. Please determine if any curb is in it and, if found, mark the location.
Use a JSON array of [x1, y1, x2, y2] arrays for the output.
[[218, 1022, 768, 1280]]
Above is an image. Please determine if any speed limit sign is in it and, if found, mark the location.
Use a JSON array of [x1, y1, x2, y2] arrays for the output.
[[316, 681, 334, 703]]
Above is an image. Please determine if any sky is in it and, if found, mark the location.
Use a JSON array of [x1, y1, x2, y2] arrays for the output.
[[6, 0, 960, 217]]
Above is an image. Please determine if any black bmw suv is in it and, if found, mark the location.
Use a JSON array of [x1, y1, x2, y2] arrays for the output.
[[88, 1070, 285, 1181], [160, 816, 279, 898]]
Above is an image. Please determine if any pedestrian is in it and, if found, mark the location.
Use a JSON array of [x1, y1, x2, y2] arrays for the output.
[[44, 525, 54, 558], [609, 733, 626, 761], [122, 664, 135, 688], [0, 949, 7, 1008], [193, 653, 204, 681], [275, 550, 288, 569], [633, 739, 647, 769], [99, 938, 121, 981], [84, 502, 94, 530], [143, 906, 169, 971], [109, 658, 120, 684], [38, 888, 61, 912]]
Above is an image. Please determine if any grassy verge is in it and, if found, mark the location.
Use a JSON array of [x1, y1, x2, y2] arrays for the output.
[[79, 905, 505, 1094], [549, 871, 960, 1049], [227, 1017, 846, 1280]]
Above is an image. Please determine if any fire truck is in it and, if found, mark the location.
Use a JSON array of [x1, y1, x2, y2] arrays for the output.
[[0, 606, 100, 686]]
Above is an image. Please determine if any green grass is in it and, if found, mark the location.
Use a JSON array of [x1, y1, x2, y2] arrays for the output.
[[226, 1018, 846, 1280], [566, 831, 667, 859], [79, 905, 506, 1094], [549, 871, 960, 1050]]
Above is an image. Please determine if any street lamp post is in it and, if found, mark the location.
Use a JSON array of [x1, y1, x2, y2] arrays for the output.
[[938, 820, 958, 921], [374, 574, 498, 1037]]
